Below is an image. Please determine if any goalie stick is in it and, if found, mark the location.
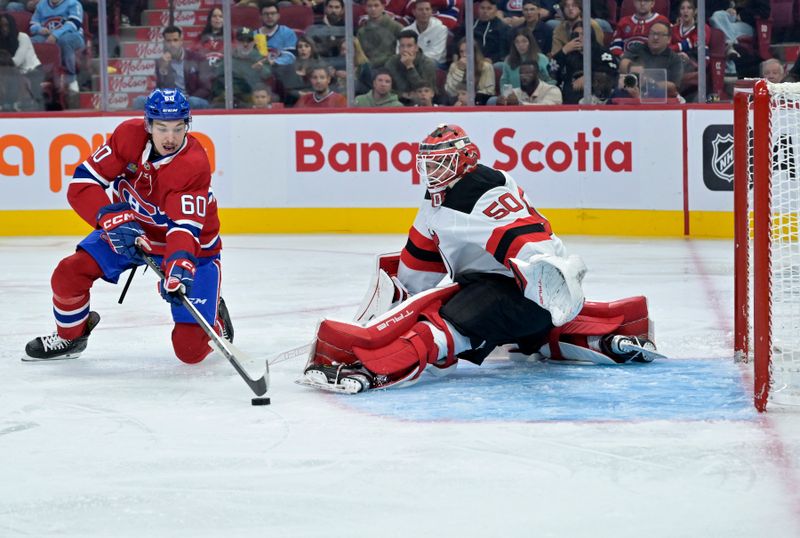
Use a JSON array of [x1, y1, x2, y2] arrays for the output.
[[139, 249, 268, 397]]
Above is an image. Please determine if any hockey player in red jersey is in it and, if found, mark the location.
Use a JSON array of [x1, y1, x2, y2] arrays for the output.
[[299, 124, 661, 394], [24, 88, 232, 364]]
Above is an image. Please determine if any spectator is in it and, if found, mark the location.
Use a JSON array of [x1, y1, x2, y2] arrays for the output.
[[550, 19, 618, 104], [670, 0, 711, 63], [784, 60, 800, 83], [515, 0, 553, 56], [358, 0, 403, 69], [709, 0, 770, 76], [619, 21, 684, 99], [402, 0, 448, 65], [0, 12, 43, 109], [445, 37, 496, 105], [275, 35, 318, 105], [305, 0, 346, 68], [412, 81, 437, 106], [408, 0, 462, 31], [501, 27, 552, 90], [761, 58, 784, 83], [496, 59, 562, 104], [384, 29, 437, 103], [211, 27, 271, 108], [473, 0, 511, 64], [256, 1, 298, 66], [250, 83, 275, 108], [2, 0, 28, 11], [295, 64, 347, 108], [195, 6, 225, 69], [669, 0, 710, 99], [354, 68, 404, 107], [451, 82, 469, 105], [29, 0, 85, 93], [550, 0, 604, 57], [498, 0, 526, 26], [134, 26, 211, 109], [610, 0, 670, 57], [331, 37, 371, 96]]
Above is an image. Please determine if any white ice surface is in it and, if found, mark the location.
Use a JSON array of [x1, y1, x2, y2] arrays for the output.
[[2, 235, 799, 537]]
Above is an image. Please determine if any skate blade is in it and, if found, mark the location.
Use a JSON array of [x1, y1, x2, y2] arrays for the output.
[[623, 344, 667, 362], [295, 376, 361, 394], [21, 353, 81, 362]]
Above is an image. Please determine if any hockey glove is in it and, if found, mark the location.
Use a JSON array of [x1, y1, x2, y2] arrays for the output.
[[159, 251, 197, 305], [97, 202, 152, 262]]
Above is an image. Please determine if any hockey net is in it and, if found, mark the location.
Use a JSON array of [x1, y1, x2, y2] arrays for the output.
[[734, 80, 800, 412]]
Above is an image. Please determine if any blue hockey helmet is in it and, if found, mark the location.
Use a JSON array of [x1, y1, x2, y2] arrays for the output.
[[143, 88, 191, 130]]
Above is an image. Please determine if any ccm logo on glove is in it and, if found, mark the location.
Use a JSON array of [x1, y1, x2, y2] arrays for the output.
[[100, 212, 135, 230]]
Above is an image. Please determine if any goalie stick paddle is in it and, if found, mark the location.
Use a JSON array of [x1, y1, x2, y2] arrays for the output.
[[139, 248, 268, 396]]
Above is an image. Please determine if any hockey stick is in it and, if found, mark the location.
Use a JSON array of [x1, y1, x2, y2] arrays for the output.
[[139, 248, 268, 396]]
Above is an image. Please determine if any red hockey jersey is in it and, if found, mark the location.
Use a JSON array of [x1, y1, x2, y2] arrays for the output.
[[610, 13, 670, 56], [68, 118, 221, 259]]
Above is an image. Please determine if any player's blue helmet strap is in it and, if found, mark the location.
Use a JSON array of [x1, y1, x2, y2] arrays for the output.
[[144, 88, 191, 124]]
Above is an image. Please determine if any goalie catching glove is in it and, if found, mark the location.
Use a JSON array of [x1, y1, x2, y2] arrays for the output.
[[510, 253, 587, 327], [97, 202, 152, 262], [159, 251, 197, 305]]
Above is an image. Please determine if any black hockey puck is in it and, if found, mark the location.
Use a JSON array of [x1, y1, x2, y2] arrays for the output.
[[251, 397, 271, 406]]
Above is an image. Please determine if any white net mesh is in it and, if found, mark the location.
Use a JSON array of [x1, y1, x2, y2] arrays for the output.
[[764, 82, 800, 406]]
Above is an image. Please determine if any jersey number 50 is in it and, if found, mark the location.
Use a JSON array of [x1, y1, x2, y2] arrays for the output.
[[483, 193, 524, 220]]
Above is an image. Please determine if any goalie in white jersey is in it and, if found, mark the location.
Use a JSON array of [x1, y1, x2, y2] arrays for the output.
[[300, 124, 661, 394]]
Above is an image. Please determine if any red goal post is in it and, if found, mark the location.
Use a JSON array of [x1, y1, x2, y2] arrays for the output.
[[733, 79, 800, 412]]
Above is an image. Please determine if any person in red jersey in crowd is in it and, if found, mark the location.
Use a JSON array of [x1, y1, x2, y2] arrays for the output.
[[295, 64, 347, 108], [299, 124, 662, 394], [24, 88, 233, 364]]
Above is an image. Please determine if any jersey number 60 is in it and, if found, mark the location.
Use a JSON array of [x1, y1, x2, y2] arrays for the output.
[[181, 194, 207, 217]]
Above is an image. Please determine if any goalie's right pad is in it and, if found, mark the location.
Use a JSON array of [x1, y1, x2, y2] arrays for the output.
[[305, 284, 460, 388], [509, 253, 587, 327], [309, 284, 460, 367]]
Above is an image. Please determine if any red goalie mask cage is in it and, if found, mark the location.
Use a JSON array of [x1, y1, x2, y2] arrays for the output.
[[733, 80, 800, 412]]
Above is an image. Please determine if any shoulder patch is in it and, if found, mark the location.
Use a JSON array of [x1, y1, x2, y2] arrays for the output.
[[442, 164, 506, 214]]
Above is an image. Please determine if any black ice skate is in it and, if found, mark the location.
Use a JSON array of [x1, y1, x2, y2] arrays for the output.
[[298, 363, 375, 394], [23, 312, 101, 362], [217, 297, 234, 343], [603, 334, 665, 363]]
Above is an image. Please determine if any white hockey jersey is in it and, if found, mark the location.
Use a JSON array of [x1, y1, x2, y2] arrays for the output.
[[398, 164, 567, 293]]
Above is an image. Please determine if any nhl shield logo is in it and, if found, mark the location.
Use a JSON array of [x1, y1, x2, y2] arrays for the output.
[[711, 133, 734, 183], [702, 125, 734, 191]]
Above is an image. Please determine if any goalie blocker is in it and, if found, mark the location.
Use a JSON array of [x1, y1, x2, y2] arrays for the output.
[[301, 254, 659, 394]]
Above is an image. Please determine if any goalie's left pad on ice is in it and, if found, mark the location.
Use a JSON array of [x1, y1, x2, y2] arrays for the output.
[[300, 284, 461, 393]]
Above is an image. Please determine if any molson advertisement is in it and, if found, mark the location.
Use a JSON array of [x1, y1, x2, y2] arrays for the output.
[[0, 109, 733, 236]]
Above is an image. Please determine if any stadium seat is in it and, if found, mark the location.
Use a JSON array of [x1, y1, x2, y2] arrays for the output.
[[606, 0, 618, 24], [351, 1, 366, 25], [7, 10, 32, 35], [708, 27, 727, 99], [32, 42, 64, 109], [279, 4, 313, 32], [231, 5, 260, 30], [770, 0, 795, 30], [619, 0, 670, 19]]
